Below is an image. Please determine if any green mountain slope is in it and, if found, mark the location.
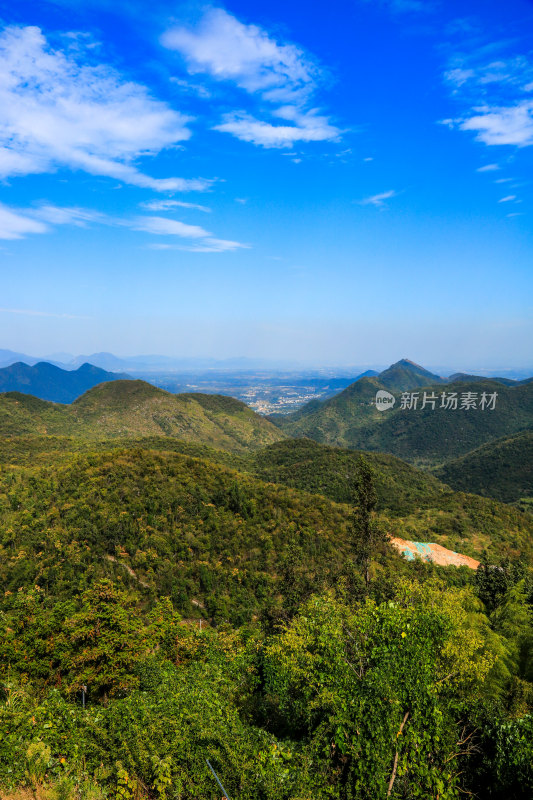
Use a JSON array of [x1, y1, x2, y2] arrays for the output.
[[448, 372, 518, 386], [0, 380, 286, 453], [377, 358, 445, 391], [434, 429, 533, 505], [1, 445, 531, 624], [251, 438, 447, 513], [0, 360, 129, 402], [274, 377, 533, 467]]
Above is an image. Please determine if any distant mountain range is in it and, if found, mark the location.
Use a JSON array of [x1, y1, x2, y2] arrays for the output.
[[1, 349, 532, 380], [0, 350, 339, 372], [0, 361, 130, 403]]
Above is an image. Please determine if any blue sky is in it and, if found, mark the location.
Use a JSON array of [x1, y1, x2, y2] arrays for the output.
[[0, 0, 532, 367]]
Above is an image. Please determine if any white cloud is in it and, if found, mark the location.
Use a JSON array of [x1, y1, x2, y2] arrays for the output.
[[162, 8, 339, 148], [169, 76, 211, 98], [214, 110, 339, 148], [460, 101, 533, 146], [498, 195, 517, 202], [133, 216, 209, 238], [0, 307, 90, 319], [181, 237, 249, 253], [134, 215, 249, 252], [161, 8, 317, 100], [148, 238, 249, 253], [445, 67, 476, 87], [361, 0, 435, 13], [0, 25, 209, 190], [0, 201, 111, 239], [360, 190, 397, 207], [31, 205, 106, 225], [443, 40, 533, 150], [0, 203, 49, 239], [0, 199, 247, 252], [476, 163, 499, 172], [140, 199, 211, 213]]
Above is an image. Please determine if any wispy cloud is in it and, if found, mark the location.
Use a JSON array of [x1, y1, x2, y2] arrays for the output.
[[0, 203, 48, 239], [0, 25, 210, 191], [133, 216, 209, 238], [169, 76, 211, 98], [162, 8, 340, 149], [0, 307, 90, 319], [162, 7, 318, 100], [214, 110, 339, 148], [0, 201, 245, 252], [140, 199, 211, 213], [363, 0, 437, 14], [443, 39, 533, 148], [498, 195, 517, 202], [0, 202, 109, 239], [476, 163, 499, 172], [32, 205, 107, 225], [459, 102, 533, 146], [134, 215, 249, 252], [360, 190, 397, 207], [147, 238, 249, 253]]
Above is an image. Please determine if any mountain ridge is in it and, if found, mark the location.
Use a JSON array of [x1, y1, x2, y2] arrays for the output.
[[0, 360, 130, 403]]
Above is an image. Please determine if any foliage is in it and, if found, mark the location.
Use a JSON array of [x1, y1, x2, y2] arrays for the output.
[[1, 415, 532, 799], [434, 429, 533, 504], [349, 456, 389, 586], [0, 380, 285, 452], [263, 584, 496, 799]]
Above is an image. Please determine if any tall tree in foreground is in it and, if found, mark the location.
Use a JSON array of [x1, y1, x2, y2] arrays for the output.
[[350, 456, 388, 587]]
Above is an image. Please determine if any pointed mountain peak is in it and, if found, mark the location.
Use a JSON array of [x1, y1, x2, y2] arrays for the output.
[[378, 359, 445, 391]]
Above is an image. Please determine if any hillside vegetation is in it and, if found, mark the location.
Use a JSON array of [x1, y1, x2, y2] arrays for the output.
[[274, 375, 533, 467], [2, 442, 532, 608], [1, 439, 532, 800], [434, 430, 533, 505], [0, 380, 285, 452]]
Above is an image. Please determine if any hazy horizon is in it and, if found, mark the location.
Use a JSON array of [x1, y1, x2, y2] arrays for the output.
[[2, 346, 532, 376]]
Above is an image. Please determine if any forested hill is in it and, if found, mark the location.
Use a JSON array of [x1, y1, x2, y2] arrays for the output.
[[0, 380, 286, 452], [273, 376, 533, 467], [1, 443, 532, 616], [1, 430, 532, 797], [434, 429, 533, 505], [0, 361, 129, 402]]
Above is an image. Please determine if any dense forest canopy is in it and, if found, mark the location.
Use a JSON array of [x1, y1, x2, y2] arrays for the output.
[[1, 416, 532, 799]]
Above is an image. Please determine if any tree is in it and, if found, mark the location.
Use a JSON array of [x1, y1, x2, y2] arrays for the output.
[[57, 580, 152, 700], [350, 456, 388, 587], [264, 583, 495, 799]]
